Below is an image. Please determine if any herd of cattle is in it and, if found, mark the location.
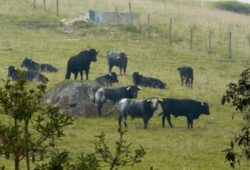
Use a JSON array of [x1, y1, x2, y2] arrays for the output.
[[7, 48, 210, 129]]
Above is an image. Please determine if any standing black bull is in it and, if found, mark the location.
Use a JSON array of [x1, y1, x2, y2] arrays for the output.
[[21, 57, 58, 72], [177, 66, 193, 88], [132, 72, 166, 89], [93, 85, 141, 117], [118, 98, 160, 129], [107, 51, 128, 75], [159, 98, 210, 128], [8, 66, 48, 83], [65, 49, 98, 80]]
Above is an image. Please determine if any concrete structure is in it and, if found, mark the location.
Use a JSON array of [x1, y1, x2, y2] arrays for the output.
[[84, 10, 139, 25]]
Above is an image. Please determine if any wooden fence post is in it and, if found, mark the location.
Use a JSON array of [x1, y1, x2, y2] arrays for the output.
[[147, 14, 150, 38], [190, 27, 193, 50], [169, 17, 172, 44], [228, 30, 232, 59], [56, 0, 59, 16], [33, 0, 36, 9], [115, 6, 119, 25], [208, 30, 212, 54], [43, 0, 46, 11], [129, 2, 133, 25]]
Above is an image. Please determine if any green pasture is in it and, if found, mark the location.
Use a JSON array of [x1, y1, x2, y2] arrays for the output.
[[0, 0, 249, 169]]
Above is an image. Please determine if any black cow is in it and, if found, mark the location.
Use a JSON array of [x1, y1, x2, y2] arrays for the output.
[[107, 51, 128, 75], [95, 72, 119, 86], [132, 72, 166, 89], [118, 98, 159, 129], [8, 66, 48, 83], [93, 85, 141, 117], [159, 98, 210, 128], [65, 49, 98, 80], [21, 57, 58, 72], [177, 66, 193, 88]]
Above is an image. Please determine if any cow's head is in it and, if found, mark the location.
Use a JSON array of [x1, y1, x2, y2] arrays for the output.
[[132, 72, 143, 84], [89, 48, 98, 62], [145, 98, 160, 111], [109, 72, 119, 83], [21, 57, 31, 67], [119, 52, 127, 58], [8, 66, 17, 77], [126, 85, 141, 98], [201, 102, 210, 115]]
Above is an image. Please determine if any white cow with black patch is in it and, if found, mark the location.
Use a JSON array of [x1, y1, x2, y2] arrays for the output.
[[117, 98, 160, 129]]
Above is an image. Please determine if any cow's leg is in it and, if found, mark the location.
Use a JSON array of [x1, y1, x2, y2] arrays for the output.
[[123, 114, 128, 128], [97, 101, 104, 117], [119, 67, 122, 75], [162, 114, 166, 128], [85, 69, 89, 80], [187, 117, 193, 128], [143, 117, 149, 129], [109, 65, 113, 73], [181, 76, 184, 86], [166, 114, 173, 128], [118, 114, 123, 128], [74, 72, 78, 80], [80, 71, 83, 80], [123, 67, 126, 75]]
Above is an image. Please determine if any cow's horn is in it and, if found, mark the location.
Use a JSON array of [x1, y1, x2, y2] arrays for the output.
[[109, 73, 112, 76], [139, 72, 142, 75], [137, 86, 142, 90], [159, 99, 163, 102], [201, 102, 204, 105], [146, 99, 151, 102], [126, 87, 131, 91]]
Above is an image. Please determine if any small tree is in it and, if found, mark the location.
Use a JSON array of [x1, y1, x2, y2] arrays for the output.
[[0, 79, 74, 170], [222, 68, 250, 168], [95, 128, 146, 170], [35, 128, 146, 170]]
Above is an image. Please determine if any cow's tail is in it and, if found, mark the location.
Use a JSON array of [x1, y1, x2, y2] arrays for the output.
[[158, 112, 163, 116], [65, 61, 71, 79]]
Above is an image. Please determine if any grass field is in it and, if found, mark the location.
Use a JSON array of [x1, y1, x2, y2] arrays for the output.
[[0, 0, 250, 169]]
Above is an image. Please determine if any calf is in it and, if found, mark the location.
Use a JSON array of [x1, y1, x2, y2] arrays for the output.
[[65, 49, 98, 80], [159, 98, 209, 128], [132, 72, 166, 89], [95, 72, 119, 86], [177, 66, 193, 88], [107, 51, 128, 75], [118, 98, 160, 129], [8, 66, 48, 83], [93, 85, 141, 117], [21, 57, 58, 72]]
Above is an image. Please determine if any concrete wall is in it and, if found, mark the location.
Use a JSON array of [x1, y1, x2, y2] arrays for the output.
[[86, 10, 139, 25]]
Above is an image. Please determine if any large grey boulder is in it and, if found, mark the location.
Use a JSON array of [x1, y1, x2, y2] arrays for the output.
[[43, 81, 112, 117]]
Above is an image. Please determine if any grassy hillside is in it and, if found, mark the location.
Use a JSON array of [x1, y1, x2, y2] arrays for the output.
[[0, 0, 249, 169]]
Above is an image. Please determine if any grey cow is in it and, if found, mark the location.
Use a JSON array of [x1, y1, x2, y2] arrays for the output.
[[107, 51, 128, 75], [118, 98, 160, 129]]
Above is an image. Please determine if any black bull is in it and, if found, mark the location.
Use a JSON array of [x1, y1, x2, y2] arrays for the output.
[[159, 98, 210, 128]]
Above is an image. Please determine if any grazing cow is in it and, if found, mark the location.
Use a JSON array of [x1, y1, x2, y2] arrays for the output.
[[93, 85, 141, 117], [21, 57, 58, 72], [8, 66, 48, 83], [65, 49, 98, 80], [132, 72, 166, 89], [95, 72, 119, 86], [177, 66, 193, 88], [107, 51, 128, 75], [159, 98, 210, 128], [118, 98, 160, 129]]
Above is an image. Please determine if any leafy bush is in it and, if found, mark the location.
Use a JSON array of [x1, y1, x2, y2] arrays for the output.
[[214, 1, 250, 15]]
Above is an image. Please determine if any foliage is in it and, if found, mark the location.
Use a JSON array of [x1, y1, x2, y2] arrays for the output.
[[35, 128, 145, 170], [214, 1, 250, 15], [0, 79, 74, 170], [95, 128, 146, 170], [222, 68, 250, 168]]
